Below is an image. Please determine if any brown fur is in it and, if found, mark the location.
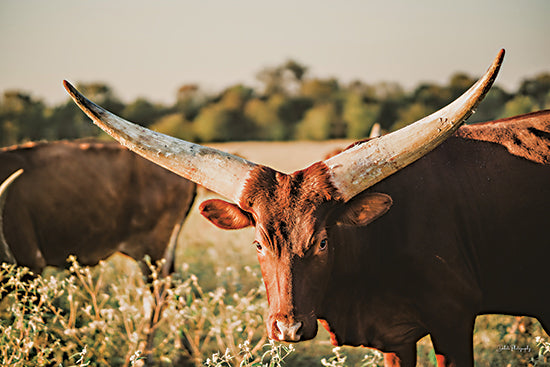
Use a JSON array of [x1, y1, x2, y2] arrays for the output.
[[1, 140, 196, 274], [239, 163, 343, 256], [455, 109, 550, 164]]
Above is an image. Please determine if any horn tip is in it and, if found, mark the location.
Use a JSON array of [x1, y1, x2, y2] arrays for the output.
[[63, 80, 76, 95], [496, 48, 505, 63], [63, 80, 94, 112], [490, 49, 505, 72]]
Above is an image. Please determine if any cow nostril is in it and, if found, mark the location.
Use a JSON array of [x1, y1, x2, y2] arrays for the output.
[[294, 322, 303, 338], [275, 320, 303, 342]]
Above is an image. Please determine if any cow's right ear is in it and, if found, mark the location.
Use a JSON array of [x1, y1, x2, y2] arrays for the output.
[[334, 192, 393, 227], [199, 199, 255, 230]]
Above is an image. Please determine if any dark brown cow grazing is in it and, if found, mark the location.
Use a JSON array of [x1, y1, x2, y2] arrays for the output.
[[0, 140, 197, 364], [0, 140, 196, 277], [65, 50, 549, 366]]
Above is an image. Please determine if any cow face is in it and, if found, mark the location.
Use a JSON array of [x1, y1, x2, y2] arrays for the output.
[[200, 163, 392, 342]]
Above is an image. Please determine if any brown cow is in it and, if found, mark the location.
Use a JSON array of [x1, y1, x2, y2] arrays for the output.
[[65, 50, 549, 366], [0, 140, 196, 277], [0, 141, 197, 364]]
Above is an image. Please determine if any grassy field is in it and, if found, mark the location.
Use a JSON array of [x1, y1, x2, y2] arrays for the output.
[[1, 140, 549, 366]]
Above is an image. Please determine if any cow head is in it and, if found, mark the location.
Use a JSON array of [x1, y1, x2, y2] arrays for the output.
[[64, 50, 503, 342], [199, 163, 392, 341]]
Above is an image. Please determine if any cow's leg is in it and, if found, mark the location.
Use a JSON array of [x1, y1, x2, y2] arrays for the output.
[[430, 317, 475, 367], [435, 354, 451, 367], [384, 353, 401, 367], [3, 206, 46, 274], [136, 254, 176, 367], [1, 206, 46, 300], [160, 221, 181, 278], [120, 214, 179, 358], [383, 343, 417, 367], [132, 221, 194, 366]]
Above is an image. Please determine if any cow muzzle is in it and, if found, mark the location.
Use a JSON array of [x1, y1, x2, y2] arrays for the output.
[[268, 313, 319, 342], [274, 320, 303, 342]]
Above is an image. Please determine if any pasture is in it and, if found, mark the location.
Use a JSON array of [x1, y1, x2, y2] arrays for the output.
[[1, 140, 548, 366]]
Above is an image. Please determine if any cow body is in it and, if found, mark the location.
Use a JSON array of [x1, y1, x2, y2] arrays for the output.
[[318, 116, 550, 362], [0, 140, 196, 274]]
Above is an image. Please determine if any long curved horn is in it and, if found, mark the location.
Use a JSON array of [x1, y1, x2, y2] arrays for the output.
[[64, 81, 259, 204], [369, 123, 381, 138], [1, 169, 23, 264], [325, 49, 504, 201]]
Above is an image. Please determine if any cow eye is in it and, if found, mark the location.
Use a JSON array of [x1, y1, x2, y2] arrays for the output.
[[319, 238, 328, 251], [253, 241, 263, 251]]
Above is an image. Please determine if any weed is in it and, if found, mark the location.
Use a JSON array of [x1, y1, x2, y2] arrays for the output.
[[1, 258, 548, 366]]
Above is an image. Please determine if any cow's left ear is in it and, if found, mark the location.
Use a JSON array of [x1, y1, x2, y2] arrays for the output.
[[334, 192, 393, 227], [199, 199, 255, 230]]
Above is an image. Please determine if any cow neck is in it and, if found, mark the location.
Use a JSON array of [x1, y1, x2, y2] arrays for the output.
[[317, 217, 427, 349]]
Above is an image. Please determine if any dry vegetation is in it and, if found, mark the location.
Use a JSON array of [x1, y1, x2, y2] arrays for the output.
[[1, 140, 549, 366]]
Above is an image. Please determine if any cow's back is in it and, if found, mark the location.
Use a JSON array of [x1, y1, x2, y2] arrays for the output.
[[456, 109, 550, 164]]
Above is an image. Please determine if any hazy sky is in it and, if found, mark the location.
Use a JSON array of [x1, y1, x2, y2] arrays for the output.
[[1, 0, 549, 105]]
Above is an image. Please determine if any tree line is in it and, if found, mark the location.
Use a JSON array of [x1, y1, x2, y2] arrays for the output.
[[2, 60, 549, 146]]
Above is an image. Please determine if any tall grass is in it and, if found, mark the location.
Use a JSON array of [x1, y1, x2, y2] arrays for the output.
[[1, 256, 272, 366], [0, 256, 385, 367], [1, 141, 549, 366], [1, 257, 548, 366]]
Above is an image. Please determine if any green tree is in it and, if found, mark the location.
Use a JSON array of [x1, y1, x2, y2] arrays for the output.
[[122, 98, 166, 127], [518, 73, 550, 109], [149, 113, 195, 141], [0, 91, 47, 144], [343, 93, 380, 139], [47, 100, 100, 140], [194, 104, 257, 142], [295, 103, 339, 140], [244, 98, 285, 140], [220, 85, 253, 110], [448, 72, 476, 100], [412, 83, 451, 110], [300, 78, 339, 101], [499, 95, 538, 119], [392, 102, 433, 131], [284, 60, 308, 83], [273, 95, 313, 139], [347, 80, 378, 103]]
